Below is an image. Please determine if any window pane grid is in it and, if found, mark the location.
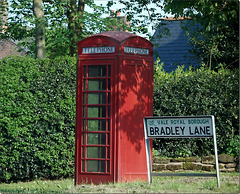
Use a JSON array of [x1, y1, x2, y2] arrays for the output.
[[81, 65, 111, 174]]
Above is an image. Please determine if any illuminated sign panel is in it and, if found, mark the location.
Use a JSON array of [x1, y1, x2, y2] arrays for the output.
[[124, 46, 149, 55], [82, 46, 115, 54]]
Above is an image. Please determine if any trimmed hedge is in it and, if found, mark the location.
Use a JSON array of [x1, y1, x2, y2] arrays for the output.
[[0, 56, 76, 182], [153, 62, 239, 158], [0, 56, 238, 182]]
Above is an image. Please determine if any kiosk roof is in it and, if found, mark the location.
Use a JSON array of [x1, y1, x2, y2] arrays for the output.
[[89, 31, 138, 43]]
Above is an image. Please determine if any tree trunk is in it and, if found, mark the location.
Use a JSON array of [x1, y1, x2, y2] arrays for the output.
[[0, 0, 8, 33], [33, 0, 45, 59], [67, 0, 85, 56]]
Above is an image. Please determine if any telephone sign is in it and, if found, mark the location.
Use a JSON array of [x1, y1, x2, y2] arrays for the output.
[[82, 46, 115, 54], [124, 46, 149, 55]]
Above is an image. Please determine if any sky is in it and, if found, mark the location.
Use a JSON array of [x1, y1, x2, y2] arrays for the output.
[[6, 0, 173, 38], [85, 0, 173, 38]]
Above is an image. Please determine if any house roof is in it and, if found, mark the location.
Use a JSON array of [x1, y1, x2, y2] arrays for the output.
[[163, 17, 191, 21], [96, 31, 137, 42], [153, 19, 200, 72], [0, 39, 27, 59]]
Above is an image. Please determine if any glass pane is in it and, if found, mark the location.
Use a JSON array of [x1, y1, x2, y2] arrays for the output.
[[82, 147, 85, 158], [87, 120, 106, 131], [88, 79, 106, 91], [108, 66, 111, 77], [83, 93, 86, 104], [87, 160, 105, 173], [107, 147, 110, 159], [82, 134, 85, 144], [82, 160, 85, 172], [87, 93, 106, 104], [108, 106, 110, 118], [108, 92, 110, 104], [108, 79, 111, 90], [83, 106, 85, 118], [87, 106, 106, 118], [83, 120, 85, 131], [107, 161, 110, 173], [83, 80, 86, 91], [107, 120, 110, 131], [87, 133, 106, 145], [87, 147, 105, 158], [84, 66, 86, 77], [88, 66, 106, 77], [107, 133, 110, 145]]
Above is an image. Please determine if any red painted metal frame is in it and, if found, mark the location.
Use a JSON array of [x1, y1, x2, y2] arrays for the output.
[[75, 31, 153, 185]]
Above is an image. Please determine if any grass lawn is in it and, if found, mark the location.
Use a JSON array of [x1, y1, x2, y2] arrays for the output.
[[0, 172, 239, 193]]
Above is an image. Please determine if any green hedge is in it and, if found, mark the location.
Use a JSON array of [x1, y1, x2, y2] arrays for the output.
[[0, 56, 238, 182], [153, 61, 239, 158], [0, 56, 76, 182]]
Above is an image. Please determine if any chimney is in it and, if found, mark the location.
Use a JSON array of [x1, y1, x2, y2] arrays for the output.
[[116, 10, 120, 16], [0, 0, 8, 33], [110, 10, 114, 17], [110, 9, 121, 17], [108, 9, 130, 32]]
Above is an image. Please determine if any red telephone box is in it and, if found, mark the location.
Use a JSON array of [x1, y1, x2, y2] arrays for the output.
[[75, 31, 153, 185]]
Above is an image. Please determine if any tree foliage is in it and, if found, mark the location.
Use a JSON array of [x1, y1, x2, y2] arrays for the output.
[[0, 56, 76, 182], [33, 0, 46, 59], [120, 0, 239, 70], [153, 60, 239, 157], [0, 0, 8, 31], [1, 0, 129, 58], [119, 0, 165, 38], [164, 0, 239, 70]]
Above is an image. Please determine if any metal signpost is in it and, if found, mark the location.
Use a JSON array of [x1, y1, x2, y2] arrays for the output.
[[144, 115, 220, 188]]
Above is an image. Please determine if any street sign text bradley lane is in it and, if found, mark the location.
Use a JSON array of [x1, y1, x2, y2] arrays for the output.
[[145, 116, 213, 138]]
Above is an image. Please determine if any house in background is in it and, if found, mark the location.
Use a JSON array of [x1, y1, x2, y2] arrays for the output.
[[153, 17, 201, 73], [0, 0, 27, 59], [0, 39, 27, 59]]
